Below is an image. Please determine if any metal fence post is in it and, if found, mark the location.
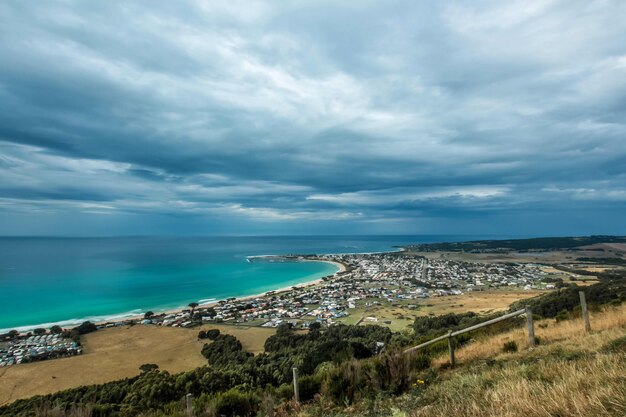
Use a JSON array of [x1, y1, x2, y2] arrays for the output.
[[186, 393, 193, 416], [525, 306, 536, 348], [292, 367, 300, 404], [579, 291, 591, 333], [447, 330, 455, 367]]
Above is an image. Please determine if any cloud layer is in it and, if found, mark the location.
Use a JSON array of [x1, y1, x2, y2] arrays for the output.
[[1, 0, 625, 235]]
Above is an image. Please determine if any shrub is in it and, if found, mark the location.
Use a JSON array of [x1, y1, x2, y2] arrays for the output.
[[323, 367, 350, 403], [555, 310, 570, 322], [201, 334, 251, 365], [298, 374, 322, 402], [409, 353, 431, 371], [502, 341, 518, 353], [139, 363, 159, 373], [75, 321, 98, 335], [206, 329, 220, 340], [198, 330, 207, 339], [213, 389, 259, 417], [276, 383, 294, 401]]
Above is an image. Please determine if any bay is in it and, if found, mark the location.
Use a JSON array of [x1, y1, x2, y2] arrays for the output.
[[0, 235, 493, 331]]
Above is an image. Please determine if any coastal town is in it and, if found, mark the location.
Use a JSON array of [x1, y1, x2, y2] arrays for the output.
[[113, 253, 548, 329], [101, 253, 549, 331], [0, 252, 552, 368]]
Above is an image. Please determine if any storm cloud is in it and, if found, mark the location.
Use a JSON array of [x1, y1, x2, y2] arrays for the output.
[[1, 0, 625, 235]]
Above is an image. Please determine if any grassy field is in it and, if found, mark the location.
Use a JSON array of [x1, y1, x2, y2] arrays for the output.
[[197, 324, 276, 354], [339, 290, 545, 332], [416, 289, 545, 316], [0, 324, 275, 405], [418, 304, 626, 417], [410, 242, 626, 265], [540, 265, 599, 286], [433, 302, 626, 367]]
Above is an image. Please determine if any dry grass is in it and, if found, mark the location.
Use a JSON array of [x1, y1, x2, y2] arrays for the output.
[[433, 303, 626, 367], [416, 290, 544, 316], [413, 304, 626, 417], [410, 353, 626, 417], [338, 290, 545, 332], [197, 324, 276, 354], [0, 324, 275, 405]]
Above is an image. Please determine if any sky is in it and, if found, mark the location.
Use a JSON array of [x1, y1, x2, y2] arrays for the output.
[[1, 0, 625, 237]]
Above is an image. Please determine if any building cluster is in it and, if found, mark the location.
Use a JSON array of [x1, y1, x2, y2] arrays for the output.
[[422, 259, 546, 290], [0, 334, 81, 367], [144, 253, 547, 329]]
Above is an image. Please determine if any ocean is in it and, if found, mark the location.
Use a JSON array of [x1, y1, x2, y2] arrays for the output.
[[0, 235, 490, 332]]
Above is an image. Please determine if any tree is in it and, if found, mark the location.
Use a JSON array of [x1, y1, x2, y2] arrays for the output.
[[206, 329, 220, 340], [50, 325, 63, 334], [276, 323, 292, 336], [139, 363, 159, 373], [308, 322, 321, 332], [33, 328, 46, 335], [144, 311, 154, 320], [75, 321, 97, 335], [188, 302, 199, 321]]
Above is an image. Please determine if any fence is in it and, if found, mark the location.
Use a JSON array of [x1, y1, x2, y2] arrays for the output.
[[402, 290, 592, 367]]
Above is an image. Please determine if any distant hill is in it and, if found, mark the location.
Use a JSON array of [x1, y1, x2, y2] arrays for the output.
[[404, 235, 626, 252]]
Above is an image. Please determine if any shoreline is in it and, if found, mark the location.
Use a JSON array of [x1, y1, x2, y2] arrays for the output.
[[101, 259, 348, 326], [0, 258, 349, 334]]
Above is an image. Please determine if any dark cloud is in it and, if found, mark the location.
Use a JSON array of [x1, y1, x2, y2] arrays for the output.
[[0, 0, 625, 236]]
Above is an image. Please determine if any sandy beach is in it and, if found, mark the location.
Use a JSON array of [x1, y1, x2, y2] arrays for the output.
[[92, 258, 347, 328]]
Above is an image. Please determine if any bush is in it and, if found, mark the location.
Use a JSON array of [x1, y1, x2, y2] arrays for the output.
[[276, 383, 294, 401], [198, 330, 207, 339], [323, 367, 350, 403], [213, 388, 259, 417], [201, 334, 251, 365], [502, 341, 518, 353], [298, 374, 322, 402], [75, 321, 98, 335], [206, 329, 220, 340], [555, 310, 570, 322], [410, 353, 431, 371], [139, 363, 159, 373]]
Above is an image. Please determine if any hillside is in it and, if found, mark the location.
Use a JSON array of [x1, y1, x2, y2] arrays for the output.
[[405, 235, 626, 252], [298, 303, 626, 417]]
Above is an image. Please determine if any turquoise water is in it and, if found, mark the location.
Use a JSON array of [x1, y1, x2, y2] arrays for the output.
[[0, 235, 488, 331]]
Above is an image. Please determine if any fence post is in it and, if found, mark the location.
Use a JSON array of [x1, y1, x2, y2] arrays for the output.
[[447, 330, 455, 367], [579, 291, 591, 333], [525, 306, 536, 348], [292, 367, 300, 404], [186, 393, 193, 416]]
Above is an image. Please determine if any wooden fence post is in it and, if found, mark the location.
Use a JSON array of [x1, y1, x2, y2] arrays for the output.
[[292, 367, 300, 404], [525, 306, 536, 348], [186, 393, 193, 416], [447, 330, 455, 367], [579, 291, 591, 333]]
